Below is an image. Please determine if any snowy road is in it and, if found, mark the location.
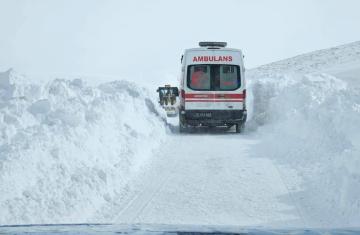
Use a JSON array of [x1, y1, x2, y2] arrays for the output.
[[114, 128, 302, 226]]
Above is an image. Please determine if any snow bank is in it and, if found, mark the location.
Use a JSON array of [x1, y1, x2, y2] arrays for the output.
[[0, 69, 166, 225], [247, 41, 360, 227]]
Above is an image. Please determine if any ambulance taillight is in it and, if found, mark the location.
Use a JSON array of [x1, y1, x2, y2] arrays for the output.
[[181, 89, 185, 99]]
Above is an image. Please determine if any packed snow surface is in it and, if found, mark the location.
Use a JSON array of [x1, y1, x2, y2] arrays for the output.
[[0, 41, 360, 228]]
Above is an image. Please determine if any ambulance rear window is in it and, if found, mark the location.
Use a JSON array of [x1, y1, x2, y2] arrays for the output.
[[188, 65, 211, 90], [187, 64, 240, 91]]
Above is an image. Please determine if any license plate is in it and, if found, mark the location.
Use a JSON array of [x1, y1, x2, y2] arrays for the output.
[[194, 112, 212, 118]]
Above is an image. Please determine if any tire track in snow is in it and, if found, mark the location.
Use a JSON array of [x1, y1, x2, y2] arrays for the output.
[[115, 172, 173, 223], [114, 137, 180, 224]]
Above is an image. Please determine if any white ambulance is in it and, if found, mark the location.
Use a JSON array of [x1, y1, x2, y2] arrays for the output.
[[178, 42, 247, 133]]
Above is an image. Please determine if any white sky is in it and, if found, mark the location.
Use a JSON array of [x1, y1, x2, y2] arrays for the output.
[[0, 0, 360, 83]]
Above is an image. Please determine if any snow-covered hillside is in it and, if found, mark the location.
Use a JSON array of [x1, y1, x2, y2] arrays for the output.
[[251, 41, 360, 75], [0, 41, 360, 228], [0, 70, 166, 224]]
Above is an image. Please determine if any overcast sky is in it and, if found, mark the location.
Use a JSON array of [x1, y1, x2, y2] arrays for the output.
[[1, 0, 360, 83]]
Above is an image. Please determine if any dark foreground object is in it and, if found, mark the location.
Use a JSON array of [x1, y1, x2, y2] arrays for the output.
[[0, 224, 359, 235]]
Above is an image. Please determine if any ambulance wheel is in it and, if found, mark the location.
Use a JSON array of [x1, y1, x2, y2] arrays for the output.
[[179, 123, 187, 133], [179, 116, 187, 133], [235, 123, 244, 133]]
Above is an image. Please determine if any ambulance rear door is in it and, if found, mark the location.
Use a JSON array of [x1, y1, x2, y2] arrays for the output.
[[183, 49, 245, 111]]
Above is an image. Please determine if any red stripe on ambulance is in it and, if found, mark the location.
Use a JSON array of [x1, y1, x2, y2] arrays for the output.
[[185, 99, 243, 102], [185, 93, 245, 99]]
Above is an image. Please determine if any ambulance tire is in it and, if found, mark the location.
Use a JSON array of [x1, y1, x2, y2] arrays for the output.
[[179, 123, 187, 133], [235, 123, 245, 133], [179, 116, 187, 133]]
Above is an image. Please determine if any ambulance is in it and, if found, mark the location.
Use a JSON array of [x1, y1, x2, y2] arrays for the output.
[[178, 42, 247, 133]]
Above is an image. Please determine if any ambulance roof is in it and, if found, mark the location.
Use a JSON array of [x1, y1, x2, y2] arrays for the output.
[[185, 47, 242, 53], [184, 41, 243, 54]]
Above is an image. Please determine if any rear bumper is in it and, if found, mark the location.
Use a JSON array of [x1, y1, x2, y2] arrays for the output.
[[180, 109, 247, 126]]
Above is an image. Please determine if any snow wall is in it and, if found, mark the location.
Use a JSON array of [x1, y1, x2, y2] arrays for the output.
[[247, 41, 360, 227], [0, 70, 167, 224]]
